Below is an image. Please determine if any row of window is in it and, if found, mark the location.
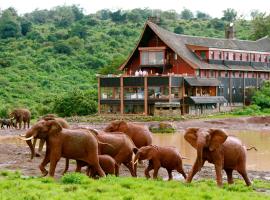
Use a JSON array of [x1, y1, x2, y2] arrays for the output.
[[196, 70, 270, 78], [101, 86, 182, 100], [206, 51, 269, 62]]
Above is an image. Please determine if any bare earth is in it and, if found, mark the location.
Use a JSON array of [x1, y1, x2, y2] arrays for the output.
[[0, 116, 270, 183]]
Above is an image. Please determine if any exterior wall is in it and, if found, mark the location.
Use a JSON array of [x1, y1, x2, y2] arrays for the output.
[[172, 56, 195, 75], [154, 107, 181, 116]]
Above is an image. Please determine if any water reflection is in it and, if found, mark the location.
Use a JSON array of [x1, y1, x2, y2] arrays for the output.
[[153, 130, 270, 171]]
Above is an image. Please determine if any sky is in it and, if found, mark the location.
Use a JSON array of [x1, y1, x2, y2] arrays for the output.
[[0, 0, 269, 18]]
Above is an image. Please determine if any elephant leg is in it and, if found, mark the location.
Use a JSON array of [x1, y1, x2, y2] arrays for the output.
[[38, 139, 45, 155], [62, 159, 70, 175], [186, 159, 205, 183], [123, 161, 136, 177], [39, 150, 50, 176], [144, 162, 154, 179], [225, 169, 234, 184], [48, 153, 61, 177], [27, 120, 30, 129], [114, 163, 120, 176], [237, 169, 251, 186], [167, 169, 173, 181], [23, 121, 26, 129], [177, 166, 187, 179], [19, 122, 22, 129], [214, 164, 223, 187], [152, 164, 161, 179], [92, 163, 105, 177]]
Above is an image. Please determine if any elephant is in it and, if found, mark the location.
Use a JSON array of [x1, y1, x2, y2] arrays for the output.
[[184, 128, 251, 186], [64, 155, 117, 177], [9, 108, 31, 129], [133, 145, 186, 180], [20, 119, 105, 177], [0, 118, 15, 129], [64, 129, 136, 177], [32, 115, 70, 158], [104, 120, 152, 148]]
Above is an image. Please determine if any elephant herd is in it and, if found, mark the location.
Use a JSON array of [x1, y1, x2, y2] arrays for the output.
[[19, 115, 253, 187]]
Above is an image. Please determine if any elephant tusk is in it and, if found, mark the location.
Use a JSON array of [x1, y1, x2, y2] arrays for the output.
[[134, 160, 138, 165], [19, 134, 27, 137], [19, 136, 34, 141]]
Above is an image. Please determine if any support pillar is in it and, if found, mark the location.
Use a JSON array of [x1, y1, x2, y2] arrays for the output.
[[120, 76, 124, 115], [144, 76, 148, 115], [98, 77, 101, 114]]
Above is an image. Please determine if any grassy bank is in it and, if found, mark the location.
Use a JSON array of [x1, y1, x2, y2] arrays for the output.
[[0, 171, 269, 200]]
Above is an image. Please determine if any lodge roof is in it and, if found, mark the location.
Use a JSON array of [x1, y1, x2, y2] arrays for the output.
[[187, 96, 228, 104], [120, 21, 270, 71]]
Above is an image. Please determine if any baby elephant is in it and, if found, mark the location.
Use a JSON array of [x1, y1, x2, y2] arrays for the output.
[[133, 145, 186, 180], [64, 155, 118, 177], [0, 119, 15, 129]]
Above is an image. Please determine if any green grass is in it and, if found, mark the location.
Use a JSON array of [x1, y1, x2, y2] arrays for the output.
[[0, 171, 270, 200], [149, 127, 176, 134]]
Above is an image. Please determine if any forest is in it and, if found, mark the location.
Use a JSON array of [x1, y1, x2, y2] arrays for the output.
[[0, 6, 269, 117]]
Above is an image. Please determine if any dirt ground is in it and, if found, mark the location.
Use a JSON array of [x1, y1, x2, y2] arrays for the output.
[[0, 116, 270, 183]]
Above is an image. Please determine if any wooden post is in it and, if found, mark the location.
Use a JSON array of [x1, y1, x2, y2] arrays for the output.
[[229, 71, 232, 108], [182, 76, 185, 115], [169, 76, 172, 103], [120, 76, 124, 115], [144, 76, 148, 115], [243, 71, 246, 107], [98, 77, 101, 114]]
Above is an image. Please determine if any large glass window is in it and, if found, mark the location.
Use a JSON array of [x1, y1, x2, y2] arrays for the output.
[[141, 51, 164, 65], [124, 87, 144, 100], [171, 87, 181, 98], [148, 86, 169, 99], [101, 87, 120, 99]]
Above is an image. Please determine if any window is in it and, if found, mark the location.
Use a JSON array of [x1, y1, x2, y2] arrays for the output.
[[196, 69, 200, 77], [171, 87, 180, 98], [240, 54, 242, 61], [253, 54, 256, 62], [210, 70, 214, 77], [201, 52, 206, 60], [210, 51, 214, 59], [101, 104, 120, 114], [141, 51, 164, 65], [246, 54, 249, 61], [225, 71, 228, 77], [218, 52, 222, 59], [218, 71, 221, 77], [101, 87, 120, 99], [225, 52, 229, 60], [239, 71, 242, 77], [124, 105, 144, 114], [232, 71, 235, 77], [259, 55, 261, 62], [148, 86, 169, 99], [124, 87, 144, 99], [233, 53, 236, 60]]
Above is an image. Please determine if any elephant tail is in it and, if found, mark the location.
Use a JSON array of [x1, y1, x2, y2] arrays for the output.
[[246, 146, 258, 151]]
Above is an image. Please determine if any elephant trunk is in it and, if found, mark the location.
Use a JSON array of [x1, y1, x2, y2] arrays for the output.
[[196, 139, 205, 171], [26, 139, 35, 159]]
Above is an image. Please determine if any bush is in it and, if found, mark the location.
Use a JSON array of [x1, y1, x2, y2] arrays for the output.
[[61, 173, 88, 184], [53, 89, 97, 117]]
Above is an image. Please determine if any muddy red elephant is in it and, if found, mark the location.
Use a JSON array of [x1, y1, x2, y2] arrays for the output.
[[20, 120, 105, 177], [104, 120, 152, 148], [184, 128, 251, 186], [133, 145, 186, 180], [64, 129, 136, 177], [9, 108, 31, 129], [32, 115, 70, 158]]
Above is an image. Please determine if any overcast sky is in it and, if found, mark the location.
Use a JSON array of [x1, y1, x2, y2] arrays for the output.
[[0, 0, 269, 18]]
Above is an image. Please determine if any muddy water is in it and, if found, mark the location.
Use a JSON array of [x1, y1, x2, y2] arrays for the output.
[[152, 130, 270, 172]]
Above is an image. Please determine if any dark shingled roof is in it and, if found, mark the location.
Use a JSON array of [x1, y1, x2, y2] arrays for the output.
[[147, 21, 270, 70], [188, 96, 227, 104], [120, 21, 270, 71]]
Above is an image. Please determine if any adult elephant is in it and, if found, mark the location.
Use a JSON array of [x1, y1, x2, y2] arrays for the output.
[[104, 120, 152, 148], [32, 115, 70, 158], [20, 120, 105, 177], [63, 129, 137, 177], [10, 108, 31, 129], [184, 128, 251, 186]]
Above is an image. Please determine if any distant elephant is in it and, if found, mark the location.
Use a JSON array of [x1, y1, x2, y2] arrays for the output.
[[20, 120, 105, 177], [184, 128, 251, 186], [0, 118, 15, 129], [32, 115, 70, 158], [66, 155, 117, 177], [104, 120, 152, 148], [63, 129, 136, 177], [133, 145, 186, 180], [9, 108, 31, 129]]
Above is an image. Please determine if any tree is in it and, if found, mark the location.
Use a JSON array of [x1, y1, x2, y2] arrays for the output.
[[251, 13, 270, 39], [196, 11, 211, 20], [252, 81, 270, 109], [110, 10, 127, 23], [174, 26, 184, 34], [0, 8, 21, 39], [180, 8, 194, 20], [70, 24, 88, 39], [20, 19, 32, 36], [54, 41, 73, 55], [222, 8, 237, 22]]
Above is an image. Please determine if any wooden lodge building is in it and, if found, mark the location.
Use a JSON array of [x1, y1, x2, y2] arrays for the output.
[[98, 21, 270, 115]]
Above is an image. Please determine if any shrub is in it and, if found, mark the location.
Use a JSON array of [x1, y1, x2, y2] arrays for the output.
[[61, 173, 88, 184]]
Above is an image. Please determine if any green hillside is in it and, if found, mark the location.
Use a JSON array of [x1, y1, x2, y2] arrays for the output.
[[0, 6, 269, 117]]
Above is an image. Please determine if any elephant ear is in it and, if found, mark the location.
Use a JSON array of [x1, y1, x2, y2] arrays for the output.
[[208, 129, 228, 151], [46, 120, 62, 135], [118, 120, 128, 132], [184, 128, 199, 149]]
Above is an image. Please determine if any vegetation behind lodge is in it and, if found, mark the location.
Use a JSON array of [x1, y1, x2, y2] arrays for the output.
[[0, 6, 270, 117]]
